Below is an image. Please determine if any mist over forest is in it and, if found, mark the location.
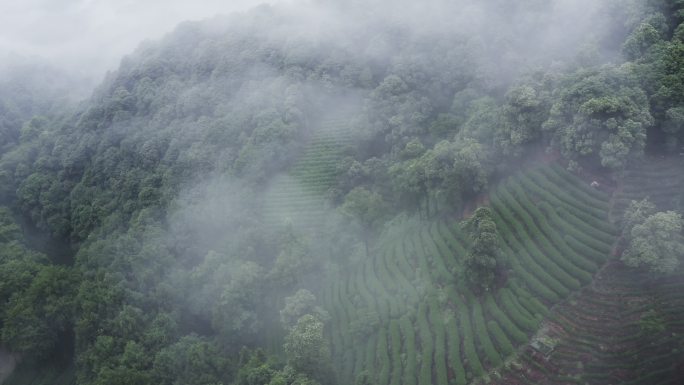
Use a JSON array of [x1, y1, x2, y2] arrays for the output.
[[0, 0, 683, 384]]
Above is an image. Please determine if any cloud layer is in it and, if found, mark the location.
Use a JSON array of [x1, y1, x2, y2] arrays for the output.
[[0, 0, 280, 82]]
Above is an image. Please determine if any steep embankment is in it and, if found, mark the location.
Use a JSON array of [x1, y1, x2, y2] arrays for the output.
[[493, 262, 684, 385]]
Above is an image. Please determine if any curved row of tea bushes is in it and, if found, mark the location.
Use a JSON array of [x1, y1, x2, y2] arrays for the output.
[[498, 183, 589, 285]]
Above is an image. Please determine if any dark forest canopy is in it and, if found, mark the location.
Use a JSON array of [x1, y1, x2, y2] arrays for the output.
[[0, 0, 683, 384]]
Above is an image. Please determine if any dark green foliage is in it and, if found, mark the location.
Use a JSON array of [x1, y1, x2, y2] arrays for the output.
[[444, 305, 466, 385], [495, 85, 550, 157], [500, 182, 592, 284], [507, 178, 599, 276], [510, 283, 549, 318], [542, 66, 652, 170], [483, 294, 528, 344], [284, 315, 333, 383], [494, 188, 581, 291], [486, 321, 514, 356], [622, 211, 684, 273], [436, 220, 468, 257], [555, 207, 614, 254], [462, 207, 502, 293], [499, 289, 539, 332], [0, 208, 79, 363], [456, 296, 484, 378], [2, 265, 79, 359], [235, 349, 276, 385], [428, 296, 449, 385], [152, 335, 230, 385], [490, 191, 568, 299], [547, 164, 610, 203], [472, 302, 502, 366], [520, 171, 615, 235], [564, 234, 609, 264], [539, 166, 610, 213]]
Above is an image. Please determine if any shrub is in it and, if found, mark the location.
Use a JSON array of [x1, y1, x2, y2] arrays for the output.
[[429, 224, 459, 271], [417, 302, 433, 385], [564, 234, 608, 264], [483, 294, 528, 344], [429, 297, 449, 385], [510, 283, 549, 317], [437, 221, 468, 257], [554, 205, 615, 245], [389, 320, 402, 385], [527, 170, 607, 220], [444, 307, 466, 385], [399, 316, 417, 385], [518, 172, 616, 235], [501, 181, 591, 281], [420, 229, 452, 284], [487, 320, 515, 356], [555, 207, 613, 254], [499, 289, 539, 332], [472, 301, 503, 366], [542, 165, 610, 210], [491, 192, 569, 297], [548, 163, 609, 202], [389, 245, 421, 304], [508, 178, 598, 274], [496, 187, 580, 290], [377, 328, 390, 385], [455, 297, 484, 377]]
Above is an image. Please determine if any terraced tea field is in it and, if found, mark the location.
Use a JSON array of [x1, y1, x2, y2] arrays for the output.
[[322, 164, 617, 384], [484, 156, 684, 385], [491, 260, 684, 385], [611, 157, 684, 220], [261, 113, 355, 231]]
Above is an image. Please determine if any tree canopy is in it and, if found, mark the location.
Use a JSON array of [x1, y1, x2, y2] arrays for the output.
[[622, 211, 684, 274]]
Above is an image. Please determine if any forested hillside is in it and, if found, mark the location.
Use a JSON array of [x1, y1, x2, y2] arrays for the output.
[[0, 0, 683, 384]]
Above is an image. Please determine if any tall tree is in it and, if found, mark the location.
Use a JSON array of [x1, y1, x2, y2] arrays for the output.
[[462, 207, 502, 293], [340, 187, 388, 255], [622, 211, 684, 274], [283, 314, 334, 385], [543, 67, 652, 171]]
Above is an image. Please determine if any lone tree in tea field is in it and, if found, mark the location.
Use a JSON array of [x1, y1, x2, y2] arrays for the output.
[[463, 207, 502, 293]]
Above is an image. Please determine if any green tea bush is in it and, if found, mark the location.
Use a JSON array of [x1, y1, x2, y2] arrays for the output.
[[399, 316, 417, 385], [472, 301, 503, 366], [483, 294, 528, 344]]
